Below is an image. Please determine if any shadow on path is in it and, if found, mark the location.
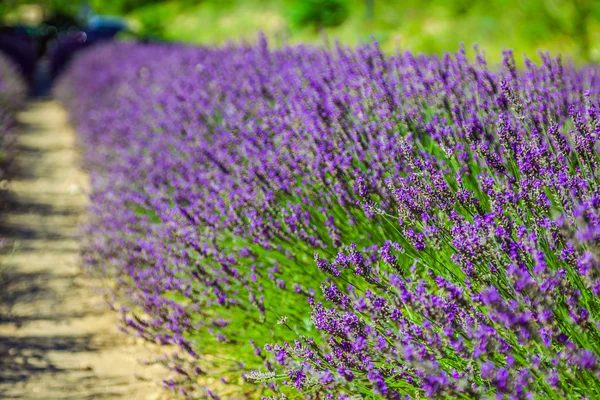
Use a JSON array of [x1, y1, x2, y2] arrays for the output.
[[0, 100, 167, 399], [0, 334, 96, 383]]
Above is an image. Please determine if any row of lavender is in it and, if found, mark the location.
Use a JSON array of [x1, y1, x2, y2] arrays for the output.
[[57, 40, 600, 399], [0, 53, 26, 206]]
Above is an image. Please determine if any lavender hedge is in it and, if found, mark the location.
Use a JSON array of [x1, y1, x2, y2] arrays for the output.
[[57, 40, 600, 399]]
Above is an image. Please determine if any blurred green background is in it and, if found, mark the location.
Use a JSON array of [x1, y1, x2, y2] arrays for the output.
[[2, 0, 600, 63]]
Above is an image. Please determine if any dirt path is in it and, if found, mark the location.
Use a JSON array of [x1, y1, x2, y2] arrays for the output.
[[0, 100, 167, 399]]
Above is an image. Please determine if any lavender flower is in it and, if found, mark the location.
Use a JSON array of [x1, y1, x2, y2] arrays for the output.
[[57, 40, 600, 399]]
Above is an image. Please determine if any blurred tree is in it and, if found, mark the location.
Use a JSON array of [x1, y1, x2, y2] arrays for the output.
[[2, 0, 599, 63], [572, 0, 593, 62], [520, 0, 596, 61], [136, 11, 167, 40], [289, 0, 349, 29], [0, 0, 84, 25], [365, 0, 374, 22], [89, 0, 165, 14], [448, 0, 477, 16]]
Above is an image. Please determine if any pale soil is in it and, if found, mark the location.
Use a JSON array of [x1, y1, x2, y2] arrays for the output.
[[0, 100, 169, 399]]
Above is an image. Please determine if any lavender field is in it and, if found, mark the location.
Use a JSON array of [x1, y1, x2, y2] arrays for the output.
[[47, 38, 600, 399]]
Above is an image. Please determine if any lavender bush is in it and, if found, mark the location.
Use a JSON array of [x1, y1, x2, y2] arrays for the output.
[[57, 40, 600, 399]]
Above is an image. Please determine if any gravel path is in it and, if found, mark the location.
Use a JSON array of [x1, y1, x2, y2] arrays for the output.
[[0, 100, 167, 399]]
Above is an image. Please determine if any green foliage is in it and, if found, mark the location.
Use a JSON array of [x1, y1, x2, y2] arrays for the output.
[[127, 1, 178, 40], [4, 0, 600, 63], [89, 0, 164, 14], [288, 0, 349, 29]]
